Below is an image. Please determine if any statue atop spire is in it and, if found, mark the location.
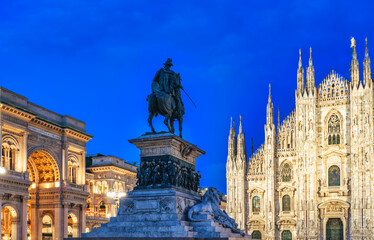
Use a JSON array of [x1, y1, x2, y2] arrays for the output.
[[351, 37, 356, 48], [350, 37, 360, 89]]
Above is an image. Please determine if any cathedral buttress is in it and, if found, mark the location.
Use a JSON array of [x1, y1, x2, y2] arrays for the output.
[[264, 84, 276, 238]]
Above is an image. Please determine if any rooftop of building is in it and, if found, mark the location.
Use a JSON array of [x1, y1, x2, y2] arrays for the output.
[[86, 154, 138, 172], [0, 87, 92, 137]]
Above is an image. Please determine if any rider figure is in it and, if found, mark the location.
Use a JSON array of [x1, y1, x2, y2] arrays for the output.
[[151, 58, 185, 116]]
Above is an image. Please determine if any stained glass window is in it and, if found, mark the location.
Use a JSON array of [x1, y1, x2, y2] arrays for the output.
[[328, 165, 340, 186], [252, 196, 260, 213], [281, 163, 292, 182], [328, 114, 341, 145], [282, 195, 291, 211]]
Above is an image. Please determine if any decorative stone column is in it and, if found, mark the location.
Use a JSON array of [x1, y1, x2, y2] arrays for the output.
[[0, 193, 3, 237], [21, 131, 29, 173], [54, 205, 62, 240], [61, 141, 69, 183], [80, 204, 86, 235], [21, 196, 28, 240]]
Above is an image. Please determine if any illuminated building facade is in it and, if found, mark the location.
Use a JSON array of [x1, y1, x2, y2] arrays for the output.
[[0, 87, 92, 240], [227, 39, 374, 239], [84, 155, 137, 232]]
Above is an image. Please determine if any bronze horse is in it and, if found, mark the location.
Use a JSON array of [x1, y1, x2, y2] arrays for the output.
[[147, 86, 184, 138]]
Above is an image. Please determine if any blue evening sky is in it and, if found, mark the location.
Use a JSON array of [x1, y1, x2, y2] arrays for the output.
[[1, 0, 373, 194]]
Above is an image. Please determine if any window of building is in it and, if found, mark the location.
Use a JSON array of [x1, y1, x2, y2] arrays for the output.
[[328, 165, 340, 186], [252, 231, 262, 239], [282, 195, 291, 211], [280, 163, 292, 182], [252, 196, 260, 213], [102, 181, 108, 193], [1, 146, 16, 171], [328, 114, 341, 145], [96, 182, 102, 194], [68, 155, 79, 184], [281, 230, 292, 240]]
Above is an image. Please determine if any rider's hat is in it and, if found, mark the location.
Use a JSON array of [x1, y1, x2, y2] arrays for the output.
[[163, 58, 173, 66]]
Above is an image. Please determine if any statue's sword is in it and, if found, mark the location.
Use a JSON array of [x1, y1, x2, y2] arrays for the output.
[[181, 88, 197, 108]]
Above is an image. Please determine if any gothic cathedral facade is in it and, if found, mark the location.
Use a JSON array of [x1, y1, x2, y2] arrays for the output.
[[226, 38, 374, 240]]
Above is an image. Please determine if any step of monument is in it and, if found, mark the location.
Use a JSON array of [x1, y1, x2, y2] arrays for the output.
[[84, 231, 195, 238], [105, 220, 191, 227], [219, 232, 245, 238], [114, 213, 179, 221], [192, 231, 221, 238], [189, 220, 223, 228], [105, 225, 193, 232]]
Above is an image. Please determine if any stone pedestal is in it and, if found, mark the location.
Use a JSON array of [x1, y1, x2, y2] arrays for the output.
[[79, 133, 246, 239]]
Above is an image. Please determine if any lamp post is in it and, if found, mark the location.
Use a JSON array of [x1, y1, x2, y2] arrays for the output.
[[0, 166, 6, 175], [106, 192, 127, 218]]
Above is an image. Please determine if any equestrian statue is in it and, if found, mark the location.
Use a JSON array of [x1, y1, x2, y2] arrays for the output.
[[147, 58, 194, 138]]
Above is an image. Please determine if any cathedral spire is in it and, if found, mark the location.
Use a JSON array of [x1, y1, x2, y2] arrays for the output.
[[363, 38, 371, 87], [297, 49, 305, 96], [239, 115, 243, 135], [228, 117, 237, 157], [237, 115, 246, 160], [306, 47, 315, 95], [267, 84, 274, 125], [350, 37, 360, 89]]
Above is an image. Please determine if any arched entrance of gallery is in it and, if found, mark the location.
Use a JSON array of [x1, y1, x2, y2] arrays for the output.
[[326, 218, 343, 240], [68, 213, 79, 238], [27, 150, 60, 240], [41, 214, 54, 240], [1, 205, 18, 240]]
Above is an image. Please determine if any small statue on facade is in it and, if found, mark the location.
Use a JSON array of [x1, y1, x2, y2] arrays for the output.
[[147, 58, 185, 137]]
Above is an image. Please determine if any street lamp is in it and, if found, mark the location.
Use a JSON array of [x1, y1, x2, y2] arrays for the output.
[[0, 166, 6, 175], [106, 192, 127, 217], [106, 192, 127, 199]]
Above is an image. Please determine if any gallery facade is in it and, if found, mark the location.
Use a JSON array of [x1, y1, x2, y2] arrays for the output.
[[0, 88, 138, 240], [226, 39, 374, 239], [85, 154, 137, 232]]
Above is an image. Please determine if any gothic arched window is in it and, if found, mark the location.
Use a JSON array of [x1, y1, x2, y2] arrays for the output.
[[328, 165, 340, 186], [282, 195, 291, 211], [328, 114, 341, 145], [280, 163, 292, 182], [252, 196, 260, 213]]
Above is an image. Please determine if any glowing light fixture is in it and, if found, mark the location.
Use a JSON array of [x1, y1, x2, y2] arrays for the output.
[[0, 166, 6, 175], [107, 191, 127, 200]]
